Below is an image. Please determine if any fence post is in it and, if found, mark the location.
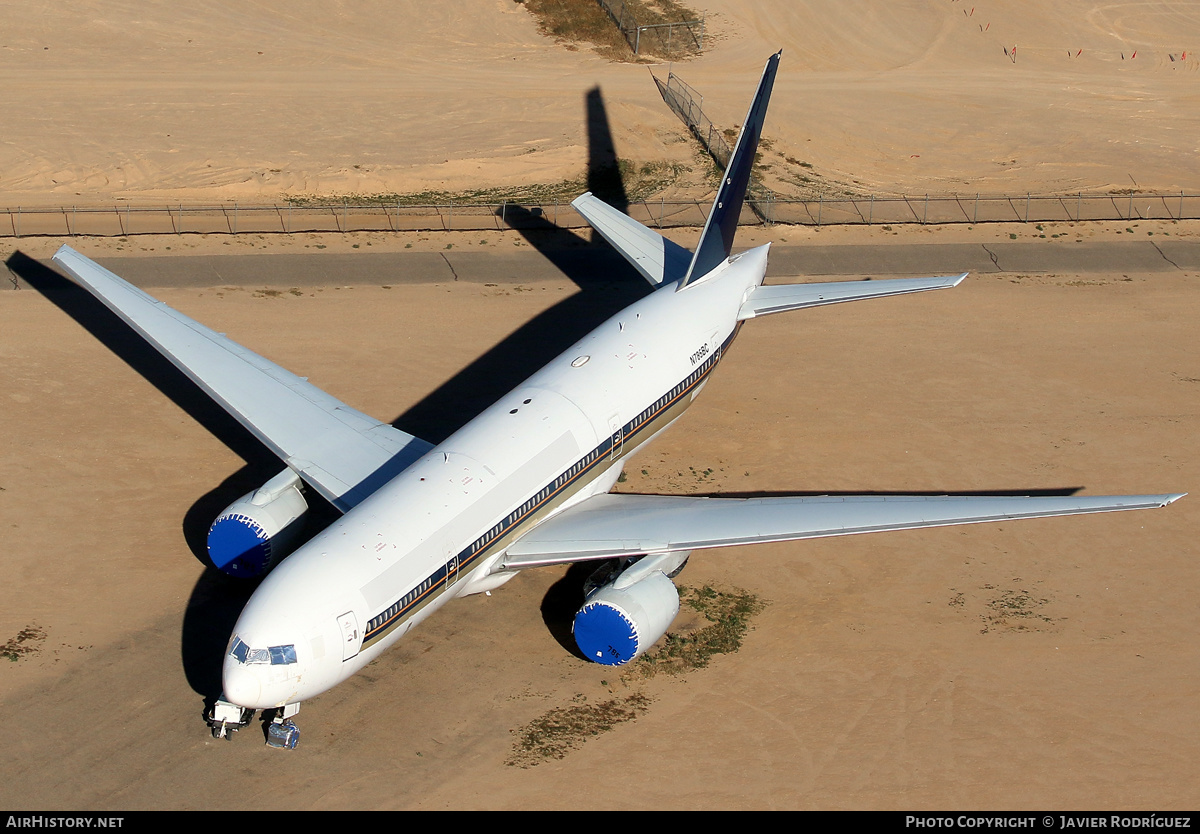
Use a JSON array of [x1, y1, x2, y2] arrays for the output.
[[1077, 192, 1081, 222], [1025, 193, 1030, 222], [923, 194, 928, 225], [974, 193, 979, 224], [287, 204, 292, 234], [868, 194, 873, 225], [1180, 191, 1185, 220], [126, 203, 130, 235], [233, 201, 238, 234], [817, 193, 822, 227], [179, 204, 183, 235], [71, 205, 76, 236], [1128, 193, 1133, 220], [448, 200, 453, 231], [15, 206, 19, 238]]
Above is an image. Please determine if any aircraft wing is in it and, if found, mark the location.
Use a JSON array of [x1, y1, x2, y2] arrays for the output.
[[572, 192, 693, 287], [738, 273, 968, 320], [500, 492, 1184, 569], [51, 245, 433, 511]]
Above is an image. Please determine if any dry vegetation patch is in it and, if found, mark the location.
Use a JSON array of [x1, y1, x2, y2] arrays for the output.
[[506, 583, 765, 767], [507, 692, 652, 767], [624, 584, 766, 680], [517, 0, 703, 61], [2, 625, 47, 662]]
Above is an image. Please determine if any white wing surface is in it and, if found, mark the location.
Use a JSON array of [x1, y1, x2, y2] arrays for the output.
[[738, 273, 967, 320], [52, 245, 432, 511], [571, 192, 693, 287], [501, 492, 1184, 569]]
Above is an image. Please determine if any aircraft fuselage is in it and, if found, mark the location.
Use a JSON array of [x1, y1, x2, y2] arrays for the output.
[[221, 244, 771, 709]]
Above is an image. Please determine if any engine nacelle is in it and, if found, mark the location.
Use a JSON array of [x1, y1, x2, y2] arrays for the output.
[[573, 553, 687, 666], [207, 469, 308, 578]]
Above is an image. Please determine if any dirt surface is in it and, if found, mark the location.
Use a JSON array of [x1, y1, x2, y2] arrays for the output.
[[1, 0, 1198, 812], [2, 1, 1198, 207], [1, 226, 1197, 809]]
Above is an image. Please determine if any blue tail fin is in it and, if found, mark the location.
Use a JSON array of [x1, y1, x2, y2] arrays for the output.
[[680, 51, 781, 289]]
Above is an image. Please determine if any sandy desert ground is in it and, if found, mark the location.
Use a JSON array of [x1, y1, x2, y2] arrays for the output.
[[0, 0, 1198, 812], [1, 0, 1198, 207]]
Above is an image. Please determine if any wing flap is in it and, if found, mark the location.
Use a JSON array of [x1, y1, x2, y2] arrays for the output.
[[571, 192, 692, 287], [501, 492, 1184, 569], [51, 245, 432, 511], [738, 273, 967, 320]]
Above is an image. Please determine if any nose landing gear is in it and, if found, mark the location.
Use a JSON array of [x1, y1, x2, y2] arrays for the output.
[[208, 698, 254, 740], [206, 698, 301, 748]]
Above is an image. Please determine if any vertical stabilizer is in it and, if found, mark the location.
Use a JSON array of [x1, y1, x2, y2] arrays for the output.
[[679, 50, 781, 289]]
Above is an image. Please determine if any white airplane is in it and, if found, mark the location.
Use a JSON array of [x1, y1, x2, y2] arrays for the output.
[[51, 52, 1181, 748]]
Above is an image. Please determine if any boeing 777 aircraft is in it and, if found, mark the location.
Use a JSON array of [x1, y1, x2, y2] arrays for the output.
[[50, 53, 1181, 748]]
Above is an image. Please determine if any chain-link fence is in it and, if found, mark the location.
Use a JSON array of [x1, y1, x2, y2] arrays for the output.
[[596, 0, 704, 57], [653, 70, 775, 217], [756, 192, 1200, 226], [2, 192, 1197, 239]]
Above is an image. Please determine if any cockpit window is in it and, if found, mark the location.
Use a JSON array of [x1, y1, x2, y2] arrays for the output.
[[228, 636, 296, 665], [269, 644, 297, 665]]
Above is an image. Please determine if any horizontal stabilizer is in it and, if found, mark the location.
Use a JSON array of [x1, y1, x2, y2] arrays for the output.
[[571, 192, 693, 287], [51, 245, 433, 511], [501, 492, 1184, 569], [739, 273, 967, 320]]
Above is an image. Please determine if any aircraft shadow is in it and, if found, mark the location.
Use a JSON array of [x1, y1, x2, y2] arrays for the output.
[[391, 86, 642, 441]]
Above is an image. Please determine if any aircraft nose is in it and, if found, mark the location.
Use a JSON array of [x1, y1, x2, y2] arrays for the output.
[[222, 656, 262, 708]]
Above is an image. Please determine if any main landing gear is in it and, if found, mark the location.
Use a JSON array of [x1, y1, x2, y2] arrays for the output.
[[265, 703, 301, 749], [207, 698, 301, 748]]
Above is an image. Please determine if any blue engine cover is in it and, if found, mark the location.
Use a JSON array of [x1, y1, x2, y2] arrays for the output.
[[574, 601, 640, 666], [208, 513, 274, 578], [207, 472, 308, 578], [573, 567, 680, 666]]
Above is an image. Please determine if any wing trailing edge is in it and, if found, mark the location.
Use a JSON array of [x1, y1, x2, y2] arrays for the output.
[[500, 492, 1185, 569]]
